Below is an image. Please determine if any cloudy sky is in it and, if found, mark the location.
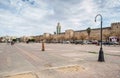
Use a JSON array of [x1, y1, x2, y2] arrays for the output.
[[0, 0, 120, 37]]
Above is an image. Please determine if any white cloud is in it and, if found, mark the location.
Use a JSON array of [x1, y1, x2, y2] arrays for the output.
[[0, 0, 120, 37]]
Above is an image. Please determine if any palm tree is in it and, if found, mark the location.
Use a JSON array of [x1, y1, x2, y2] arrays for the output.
[[87, 27, 91, 41]]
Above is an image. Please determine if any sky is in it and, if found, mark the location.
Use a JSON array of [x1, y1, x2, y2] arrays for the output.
[[0, 0, 120, 37]]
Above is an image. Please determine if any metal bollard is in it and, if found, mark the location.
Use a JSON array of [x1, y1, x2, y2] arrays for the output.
[[41, 41, 45, 51]]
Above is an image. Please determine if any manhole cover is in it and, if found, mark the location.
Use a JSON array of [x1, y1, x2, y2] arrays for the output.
[[56, 65, 85, 73], [5, 72, 38, 78]]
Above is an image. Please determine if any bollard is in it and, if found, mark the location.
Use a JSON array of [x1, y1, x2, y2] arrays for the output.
[[41, 41, 45, 51]]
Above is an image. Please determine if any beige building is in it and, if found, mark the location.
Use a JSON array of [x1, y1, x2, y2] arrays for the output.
[[0, 36, 17, 42]]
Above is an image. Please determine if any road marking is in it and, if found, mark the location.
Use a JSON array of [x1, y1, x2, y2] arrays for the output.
[[47, 64, 82, 70], [46, 48, 53, 50], [14, 46, 43, 62], [7, 57, 11, 67], [61, 53, 82, 57], [106, 50, 120, 53], [72, 58, 84, 61], [5, 72, 38, 78], [61, 50, 73, 51]]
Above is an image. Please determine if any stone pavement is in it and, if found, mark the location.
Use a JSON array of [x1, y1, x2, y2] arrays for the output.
[[0, 43, 120, 78]]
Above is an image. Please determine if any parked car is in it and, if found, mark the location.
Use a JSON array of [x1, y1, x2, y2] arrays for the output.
[[92, 41, 98, 44], [103, 41, 119, 45], [74, 40, 84, 44], [111, 42, 119, 45], [62, 41, 70, 44], [83, 40, 92, 44]]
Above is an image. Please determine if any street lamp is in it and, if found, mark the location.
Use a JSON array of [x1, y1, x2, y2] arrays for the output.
[[95, 14, 105, 62]]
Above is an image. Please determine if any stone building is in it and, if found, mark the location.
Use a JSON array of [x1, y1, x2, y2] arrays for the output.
[[33, 22, 120, 43], [65, 29, 74, 40]]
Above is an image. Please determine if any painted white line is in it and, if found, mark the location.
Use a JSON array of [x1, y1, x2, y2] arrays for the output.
[[106, 50, 120, 53]]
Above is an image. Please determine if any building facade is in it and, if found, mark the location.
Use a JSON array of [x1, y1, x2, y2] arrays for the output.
[[28, 22, 120, 43]]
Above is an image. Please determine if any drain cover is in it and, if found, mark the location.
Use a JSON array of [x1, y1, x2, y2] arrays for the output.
[[5, 72, 38, 78]]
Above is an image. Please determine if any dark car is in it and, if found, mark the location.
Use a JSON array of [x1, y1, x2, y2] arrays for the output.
[[74, 40, 84, 44], [102, 42, 109, 45], [103, 41, 119, 45], [92, 41, 98, 44]]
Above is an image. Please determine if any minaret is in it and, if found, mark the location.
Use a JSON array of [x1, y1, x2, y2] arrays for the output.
[[56, 22, 61, 34]]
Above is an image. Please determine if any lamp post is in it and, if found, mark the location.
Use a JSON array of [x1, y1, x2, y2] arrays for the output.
[[95, 14, 105, 62]]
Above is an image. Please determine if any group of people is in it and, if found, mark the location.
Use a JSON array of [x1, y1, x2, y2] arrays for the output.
[[7, 41, 15, 45], [11, 41, 15, 45]]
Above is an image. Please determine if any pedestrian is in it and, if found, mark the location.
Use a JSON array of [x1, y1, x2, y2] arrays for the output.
[[11, 41, 14, 45]]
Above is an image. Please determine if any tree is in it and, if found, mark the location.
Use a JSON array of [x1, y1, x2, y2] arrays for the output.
[[47, 35, 53, 43], [71, 33, 77, 41], [114, 30, 120, 44], [79, 33, 87, 44], [59, 35, 65, 42], [87, 27, 91, 41], [90, 35, 98, 41], [103, 32, 111, 42]]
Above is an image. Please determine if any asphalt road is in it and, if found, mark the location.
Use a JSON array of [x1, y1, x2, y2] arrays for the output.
[[0, 43, 120, 78]]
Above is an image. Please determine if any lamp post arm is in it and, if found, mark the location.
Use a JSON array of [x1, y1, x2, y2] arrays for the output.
[[95, 14, 102, 22], [95, 14, 103, 48]]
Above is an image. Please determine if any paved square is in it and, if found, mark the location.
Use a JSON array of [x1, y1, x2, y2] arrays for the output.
[[0, 43, 120, 78]]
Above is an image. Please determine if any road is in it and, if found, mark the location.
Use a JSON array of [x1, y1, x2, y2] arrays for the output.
[[0, 43, 120, 78]]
